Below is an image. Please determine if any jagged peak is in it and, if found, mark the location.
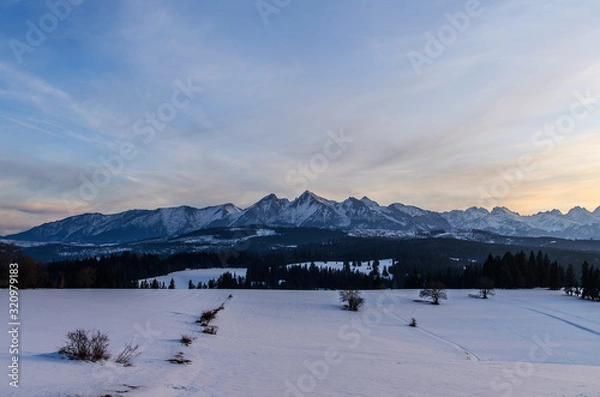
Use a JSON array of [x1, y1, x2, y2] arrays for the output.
[[360, 196, 380, 208], [342, 196, 361, 204], [259, 193, 279, 201], [294, 190, 330, 205], [441, 206, 488, 215], [533, 209, 563, 216], [567, 206, 591, 215], [248, 194, 289, 210], [341, 196, 376, 211], [491, 206, 520, 216], [465, 206, 488, 212], [221, 203, 243, 212]]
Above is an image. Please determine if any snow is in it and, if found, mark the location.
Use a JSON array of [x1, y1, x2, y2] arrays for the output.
[[347, 229, 421, 238], [140, 268, 247, 288], [287, 260, 395, 274], [180, 229, 276, 245], [2, 289, 599, 396]]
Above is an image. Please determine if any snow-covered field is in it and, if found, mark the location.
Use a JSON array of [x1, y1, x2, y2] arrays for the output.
[[141, 260, 391, 289], [2, 289, 600, 397], [140, 268, 247, 288], [287, 259, 394, 273]]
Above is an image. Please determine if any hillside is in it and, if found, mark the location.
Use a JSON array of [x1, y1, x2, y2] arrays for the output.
[[3, 289, 599, 396]]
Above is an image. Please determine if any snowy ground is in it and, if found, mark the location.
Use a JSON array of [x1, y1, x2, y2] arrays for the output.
[[140, 268, 247, 289], [2, 289, 600, 397], [287, 259, 395, 274]]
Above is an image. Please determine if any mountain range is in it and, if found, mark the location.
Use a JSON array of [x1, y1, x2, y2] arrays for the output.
[[5, 191, 600, 244]]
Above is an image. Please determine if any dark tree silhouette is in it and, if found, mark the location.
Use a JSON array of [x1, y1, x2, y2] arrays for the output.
[[564, 264, 578, 296], [419, 281, 447, 305], [477, 277, 495, 299]]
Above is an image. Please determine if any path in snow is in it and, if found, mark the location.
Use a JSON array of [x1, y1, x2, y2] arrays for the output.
[[378, 299, 482, 362], [503, 296, 600, 337]]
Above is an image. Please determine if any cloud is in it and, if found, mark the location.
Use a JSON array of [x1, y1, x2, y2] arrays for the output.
[[2, 1, 600, 234]]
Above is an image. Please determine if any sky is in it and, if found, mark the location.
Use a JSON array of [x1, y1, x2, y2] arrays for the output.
[[1, 0, 600, 235]]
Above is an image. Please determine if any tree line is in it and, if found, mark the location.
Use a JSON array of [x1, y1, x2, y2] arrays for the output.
[[1, 242, 598, 302]]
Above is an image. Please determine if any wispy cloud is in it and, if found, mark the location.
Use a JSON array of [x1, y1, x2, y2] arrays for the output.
[[1, 0, 600, 234]]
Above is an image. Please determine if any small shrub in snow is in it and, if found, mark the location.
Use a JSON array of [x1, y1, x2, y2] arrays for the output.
[[167, 352, 191, 365], [197, 304, 226, 326], [409, 318, 417, 327], [58, 329, 110, 362], [197, 309, 218, 326], [115, 342, 140, 367], [180, 334, 194, 346], [203, 325, 218, 335], [339, 289, 365, 311]]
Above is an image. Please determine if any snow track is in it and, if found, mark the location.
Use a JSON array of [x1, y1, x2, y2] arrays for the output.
[[520, 306, 600, 337], [380, 303, 482, 361], [502, 295, 600, 337], [415, 326, 482, 361]]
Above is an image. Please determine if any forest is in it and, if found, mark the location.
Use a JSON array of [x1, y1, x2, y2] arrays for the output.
[[1, 242, 599, 301]]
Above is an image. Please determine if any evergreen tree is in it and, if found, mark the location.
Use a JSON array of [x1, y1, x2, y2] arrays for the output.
[[564, 264, 578, 295], [343, 260, 351, 273], [382, 266, 389, 279], [525, 251, 537, 287], [588, 266, 600, 301], [581, 261, 591, 299], [188, 279, 195, 289], [404, 269, 422, 289], [168, 278, 175, 289], [477, 277, 495, 299], [372, 259, 380, 273], [548, 262, 562, 290], [368, 262, 382, 289]]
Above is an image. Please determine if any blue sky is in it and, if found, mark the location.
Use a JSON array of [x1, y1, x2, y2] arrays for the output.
[[1, 0, 600, 234]]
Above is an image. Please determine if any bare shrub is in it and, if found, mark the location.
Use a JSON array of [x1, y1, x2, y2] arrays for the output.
[[90, 331, 110, 361], [167, 352, 191, 365], [339, 289, 365, 311], [180, 334, 194, 346], [58, 329, 110, 362], [197, 309, 218, 326], [197, 304, 226, 325], [115, 342, 140, 367], [202, 325, 218, 335], [409, 317, 417, 327]]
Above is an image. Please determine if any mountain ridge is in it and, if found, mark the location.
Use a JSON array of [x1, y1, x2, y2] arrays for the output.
[[5, 191, 600, 243]]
